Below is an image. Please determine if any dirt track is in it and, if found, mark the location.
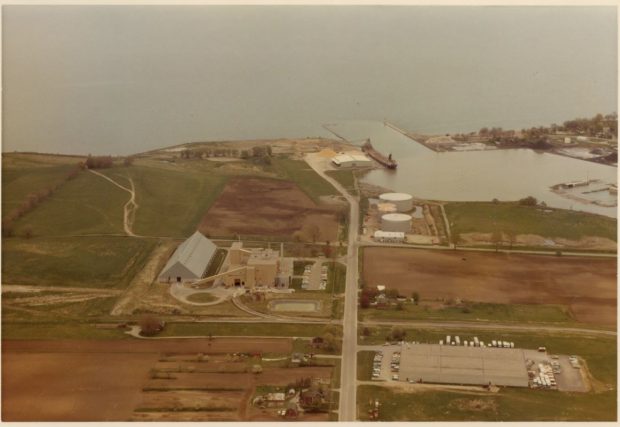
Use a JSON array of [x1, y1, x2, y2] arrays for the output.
[[362, 247, 616, 325], [199, 177, 339, 241]]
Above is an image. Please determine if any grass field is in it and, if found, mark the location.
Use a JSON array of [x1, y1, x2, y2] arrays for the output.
[[327, 262, 346, 294], [1, 322, 131, 340], [359, 302, 576, 325], [10, 171, 128, 236], [2, 162, 78, 215], [2, 236, 157, 289], [270, 158, 338, 203], [445, 201, 617, 241], [158, 322, 330, 338], [357, 385, 616, 421], [325, 169, 358, 196], [357, 351, 375, 381], [103, 164, 228, 238]]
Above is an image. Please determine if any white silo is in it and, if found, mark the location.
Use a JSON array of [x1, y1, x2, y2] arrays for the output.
[[379, 193, 413, 212], [381, 213, 412, 232]]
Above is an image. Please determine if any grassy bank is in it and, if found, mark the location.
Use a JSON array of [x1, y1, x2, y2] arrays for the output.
[[271, 158, 338, 203], [325, 169, 358, 196], [445, 201, 616, 242], [159, 322, 330, 338], [359, 302, 576, 325]]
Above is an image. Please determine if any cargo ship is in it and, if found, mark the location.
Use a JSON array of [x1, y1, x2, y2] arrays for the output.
[[362, 139, 397, 169]]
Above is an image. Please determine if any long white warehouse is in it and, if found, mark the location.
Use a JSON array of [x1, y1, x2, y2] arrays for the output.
[[331, 152, 372, 168]]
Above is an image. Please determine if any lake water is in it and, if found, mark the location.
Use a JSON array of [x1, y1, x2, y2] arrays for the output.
[[327, 121, 618, 218], [2, 6, 616, 156]]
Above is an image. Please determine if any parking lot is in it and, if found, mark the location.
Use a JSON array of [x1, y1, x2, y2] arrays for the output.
[[366, 342, 588, 392]]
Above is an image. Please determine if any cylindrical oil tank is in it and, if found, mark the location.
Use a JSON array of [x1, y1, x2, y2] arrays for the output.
[[379, 193, 413, 212], [377, 202, 398, 214], [381, 213, 412, 232]]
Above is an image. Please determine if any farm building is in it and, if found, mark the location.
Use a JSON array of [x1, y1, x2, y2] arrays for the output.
[[158, 231, 217, 283], [331, 152, 372, 168]]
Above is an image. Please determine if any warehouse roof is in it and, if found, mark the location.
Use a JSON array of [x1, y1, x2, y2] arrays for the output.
[[160, 231, 217, 279]]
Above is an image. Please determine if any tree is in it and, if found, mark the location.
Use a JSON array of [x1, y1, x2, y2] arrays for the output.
[[506, 229, 517, 250], [411, 291, 420, 305], [139, 316, 164, 336], [123, 156, 135, 166], [22, 226, 33, 239], [302, 223, 321, 243], [362, 327, 371, 337], [491, 229, 503, 252], [518, 196, 538, 206], [450, 231, 463, 250], [386, 288, 399, 299], [322, 241, 332, 258], [360, 294, 370, 309]]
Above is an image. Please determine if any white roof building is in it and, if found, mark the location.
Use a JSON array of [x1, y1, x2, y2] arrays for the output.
[[373, 230, 406, 242], [159, 231, 217, 283], [331, 152, 372, 167]]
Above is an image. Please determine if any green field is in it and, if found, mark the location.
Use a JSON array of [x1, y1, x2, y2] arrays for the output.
[[2, 161, 78, 215], [1, 321, 130, 340], [270, 158, 338, 203], [102, 163, 228, 237], [357, 351, 375, 381], [357, 385, 616, 421], [359, 302, 575, 325], [445, 201, 617, 242], [326, 261, 346, 294], [2, 236, 156, 289], [10, 171, 128, 236], [325, 169, 358, 196], [293, 260, 314, 275], [159, 322, 331, 338]]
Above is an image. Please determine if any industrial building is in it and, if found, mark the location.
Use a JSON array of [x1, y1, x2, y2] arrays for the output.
[[373, 230, 405, 243], [158, 231, 217, 283], [214, 242, 290, 289], [331, 152, 372, 168], [381, 213, 412, 232], [398, 344, 529, 387], [379, 192, 413, 212]]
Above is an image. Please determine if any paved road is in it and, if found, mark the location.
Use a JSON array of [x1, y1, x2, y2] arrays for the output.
[[306, 154, 360, 421], [360, 241, 617, 258], [361, 320, 616, 336]]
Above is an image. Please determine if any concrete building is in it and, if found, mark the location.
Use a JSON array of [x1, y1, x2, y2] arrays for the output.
[[159, 231, 217, 283], [331, 152, 372, 168], [381, 213, 412, 232], [218, 242, 289, 289], [379, 193, 413, 212]]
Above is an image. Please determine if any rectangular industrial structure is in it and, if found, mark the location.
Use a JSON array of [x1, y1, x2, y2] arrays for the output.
[[399, 344, 529, 387]]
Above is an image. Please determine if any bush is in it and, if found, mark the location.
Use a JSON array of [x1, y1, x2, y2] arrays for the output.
[[518, 196, 538, 206]]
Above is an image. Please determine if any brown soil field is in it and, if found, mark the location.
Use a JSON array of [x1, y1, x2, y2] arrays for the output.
[[2, 351, 158, 421], [199, 177, 339, 241], [3, 337, 292, 354], [362, 248, 617, 325], [2, 338, 327, 421]]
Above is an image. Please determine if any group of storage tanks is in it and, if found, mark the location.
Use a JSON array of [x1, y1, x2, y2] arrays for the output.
[[377, 192, 414, 232]]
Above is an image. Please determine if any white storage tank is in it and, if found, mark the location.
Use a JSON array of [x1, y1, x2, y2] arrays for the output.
[[381, 213, 412, 233], [379, 193, 414, 212]]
